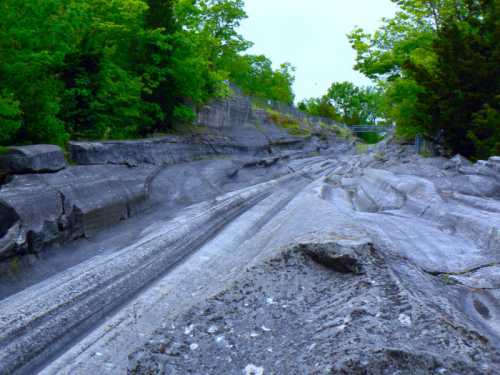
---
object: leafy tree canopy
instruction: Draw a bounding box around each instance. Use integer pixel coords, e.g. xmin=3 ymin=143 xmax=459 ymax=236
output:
xmin=0 ymin=0 xmax=296 ymax=145
xmin=349 ymin=0 xmax=500 ymax=159
xmin=299 ymin=82 xmax=385 ymax=126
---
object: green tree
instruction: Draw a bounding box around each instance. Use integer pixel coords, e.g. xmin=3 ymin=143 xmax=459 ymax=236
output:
xmin=405 ymin=0 xmax=500 ymax=158
xmin=0 ymin=0 xmax=298 ymax=145
xmin=0 ymin=91 xmax=22 ymax=144
xmin=348 ymin=0 xmax=499 ymax=159
xmin=326 ymin=82 xmax=384 ymax=125
xmin=348 ymin=0 xmax=441 ymax=137
xmin=226 ymin=54 xmax=295 ymax=104
xmin=298 ymin=97 xmax=340 ymax=121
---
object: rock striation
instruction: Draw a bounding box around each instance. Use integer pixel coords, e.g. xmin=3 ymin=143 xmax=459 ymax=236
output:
xmin=1 ymin=132 xmax=500 ymax=375
xmin=0 ymin=90 xmax=347 ymax=262
xmin=3 ymin=89 xmax=500 ymax=375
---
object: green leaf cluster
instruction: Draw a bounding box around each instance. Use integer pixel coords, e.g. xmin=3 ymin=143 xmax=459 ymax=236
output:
xmin=0 ymin=0 xmax=296 ymax=146
xmin=299 ymin=82 xmax=385 ymax=126
xmin=349 ymin=0 xmax=500 ymax=158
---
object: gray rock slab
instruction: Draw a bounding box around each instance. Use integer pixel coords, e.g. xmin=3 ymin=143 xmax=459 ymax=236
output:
xmin=0 ymin=145 xmax=66 ymax=174
xmin=0 ymin=165 xmax=157 ymax=257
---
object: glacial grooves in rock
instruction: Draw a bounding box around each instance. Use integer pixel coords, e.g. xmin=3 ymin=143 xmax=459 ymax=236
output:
xmin=0 ymin=91 xmax=499 ymax=375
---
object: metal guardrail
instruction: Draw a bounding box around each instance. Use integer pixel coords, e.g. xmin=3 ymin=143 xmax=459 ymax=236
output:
xmin=415 ymin=134 xmax=437 ymax=155
xmin=349 ymin=125 xmax=394 ymax=133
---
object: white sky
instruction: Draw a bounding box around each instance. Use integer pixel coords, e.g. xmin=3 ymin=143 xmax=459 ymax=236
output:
xmin=239 ymin=0 xmax=397 ymax=101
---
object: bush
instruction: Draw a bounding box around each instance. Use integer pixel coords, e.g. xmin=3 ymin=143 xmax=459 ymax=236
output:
xmin=173 ymin=105 xmax=197 ymax=125
xmin=357 ymin=131 xmax=384 ymax=144
xmin=468 ymin=103 xmax=500 ymax=160
xmin=266 ymin=109 xmax=311 ymax=137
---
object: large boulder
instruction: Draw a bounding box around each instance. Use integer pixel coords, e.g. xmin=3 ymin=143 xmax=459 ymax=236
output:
xmin=0 ymin=145 xmax=66 ymax=174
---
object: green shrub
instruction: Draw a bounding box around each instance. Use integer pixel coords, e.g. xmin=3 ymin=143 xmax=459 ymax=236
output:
xmin=330 ymin=124 xmax=354 ymax=140
xmin=357 ymin=131 xmax=384 ymax=144
xmin=173 ymin=105 xmax=197 ymax=125
xmin=266 ymin=109 xmax=311 ymax=137
xmin=356 ymin=143 xmax=370 ymax=154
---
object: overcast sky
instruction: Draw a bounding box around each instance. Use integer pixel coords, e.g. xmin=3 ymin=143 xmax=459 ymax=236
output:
xmin=239 ymin=0 xmax=397 ymax=101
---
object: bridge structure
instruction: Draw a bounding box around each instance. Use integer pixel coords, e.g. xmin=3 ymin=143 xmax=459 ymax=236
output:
xmin=348 ymin=125 xmax=394 ymax=134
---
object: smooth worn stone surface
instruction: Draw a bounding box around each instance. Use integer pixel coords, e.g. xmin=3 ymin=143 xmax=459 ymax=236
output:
xmin=2 ymin=91 xmax=500 ymax=375
xmin=0 ymin=164 xmax=156 ymax=259
xmin=0 ymin=145 xmax=66 ymax=174
xmin=3 ymin=138 xmax=500 ymax=375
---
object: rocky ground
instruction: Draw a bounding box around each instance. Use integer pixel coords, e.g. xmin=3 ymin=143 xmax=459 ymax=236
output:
xmin=129 ymin=240 xmax=500 ymax=374
xmin=1 ymin=90 xmax=499 ymax=375
xmin=126 ymin=140 xmax=500 ymax=375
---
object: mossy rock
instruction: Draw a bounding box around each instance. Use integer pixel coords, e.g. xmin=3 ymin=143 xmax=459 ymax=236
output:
xmin=265 ymin=109 xmax=311 ymax=137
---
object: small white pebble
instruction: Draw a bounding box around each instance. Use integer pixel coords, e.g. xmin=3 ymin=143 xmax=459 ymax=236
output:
xmin=184 ymin=325 xmax=194 ymax=335
xmin=244 ymin=364 xmax=264 ymax=375
xmin=250 ymin=332 xmax=259 ymax=338
xmin=95 ymin=352 xmax=103 ymax=357
xmin=207 ymin=325 xmax=218 ymax=334
xmin=261 ymin=326 xmax=271 ymax=332
xmin=189 ymin=343 xmax=199 ymax=351
xmin=266 ymin=298 xmax=274 ymax=305
xmin=398 ymin=313 xmax=412 ymax=327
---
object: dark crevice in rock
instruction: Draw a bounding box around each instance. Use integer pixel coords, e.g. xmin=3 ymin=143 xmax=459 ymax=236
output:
xmin=428 ymin=262 xmax=500 ymax=278
xmin=297 ymin=241 xmax=371 ymax=274
xmin=0 ymin=200 xmax=18 ymax=239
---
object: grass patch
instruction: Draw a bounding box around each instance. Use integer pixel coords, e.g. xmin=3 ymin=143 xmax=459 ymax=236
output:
xmin=266 ymin=109 xmax=311 ymax=137
xmin=356 ymin=143 xmax=370 ymax=154
xmin=319 ymin=122 xmax=354 ymax=140
xmin=9 ymin=257 xmax=21 ymax=275
xmin=357 ymin=131 xmax=384 ymax=144
xmin=332 ymin=124 xmax=354 ymax=140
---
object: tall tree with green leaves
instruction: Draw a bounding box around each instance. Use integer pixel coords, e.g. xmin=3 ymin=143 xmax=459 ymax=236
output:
xmin=326 ymin=82 xmax=384 ymax=125
xmin=298 ymin=97 xmax=340 ymax=121
xmin=348 ymin=0 xmax=442 ymax=137
xmin=0 ymin=0 xmax=297 ymax=145
xmin=406 ymin=0 xmax=500 ymax=158
xmin=349 ymin=0 xmax=499 ymax=159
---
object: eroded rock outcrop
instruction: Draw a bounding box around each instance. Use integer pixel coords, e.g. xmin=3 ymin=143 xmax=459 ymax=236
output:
xmin=0 ymin=145 xmax=66 ymax=174
xmin=0 ymin=90 xmax=347 ymax=261
xmin=2 ymin=134 xmax=500 ymax=375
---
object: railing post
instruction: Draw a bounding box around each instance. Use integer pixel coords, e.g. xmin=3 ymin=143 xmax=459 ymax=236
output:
xmin=415 ymin=134 xmax=422 ymax=154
